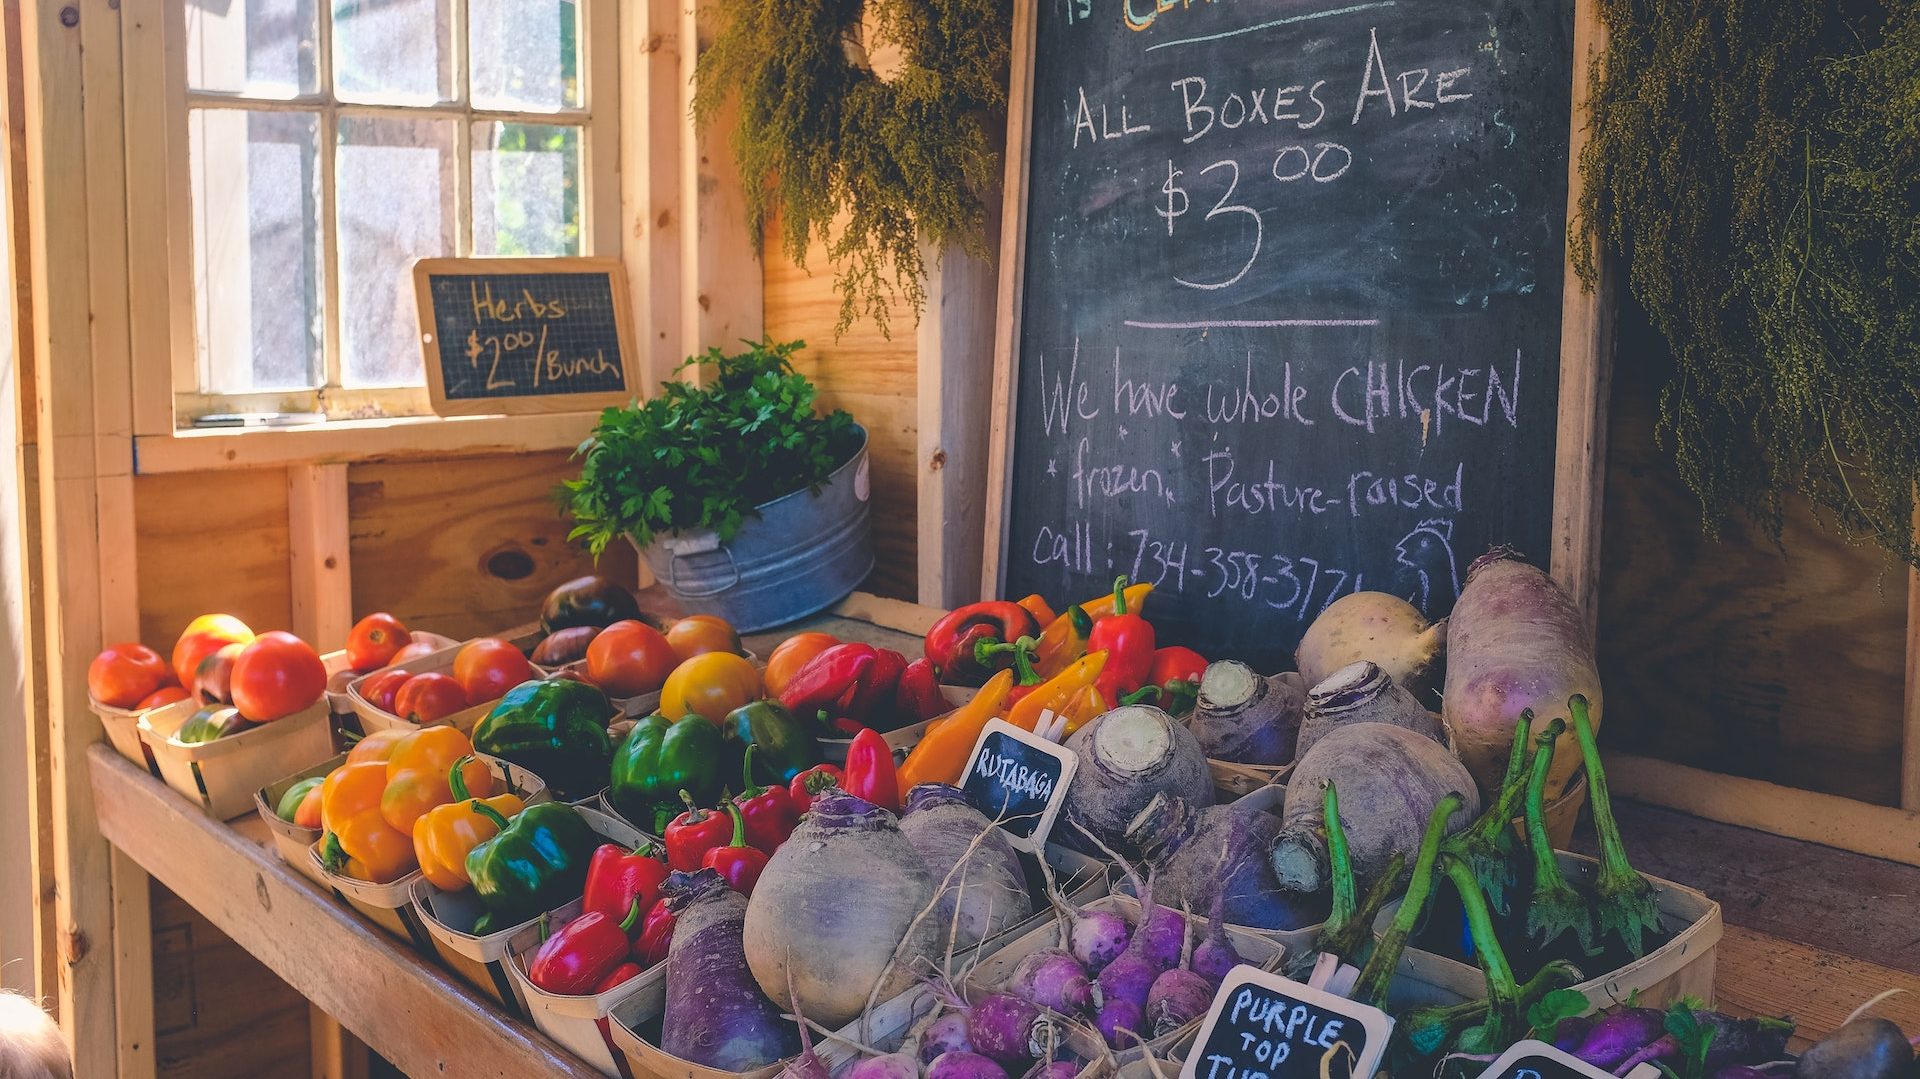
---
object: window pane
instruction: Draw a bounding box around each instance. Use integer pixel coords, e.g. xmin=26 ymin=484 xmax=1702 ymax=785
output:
xmin=332 ymin=0 xmax=453 ymax=104
xmin=186 ymin=0 xmax=319 ymax=96
xmin=190 ymin=109 xmax=323 ymax=392
xmin=473 ymin=123 xmax=582 ymax=257
xmin=337 ymin=116 xmax=456 ymax=387
xmin=470 ymin=0 xmax=580 ymax=111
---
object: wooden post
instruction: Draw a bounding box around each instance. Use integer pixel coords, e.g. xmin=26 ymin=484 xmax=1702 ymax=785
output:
xmin=1904 ymin=499 xmax=1920 ymax=810
xmin=288 ymin=464 xmax=353 ymax=649
xmin=16 ymin=0 xmax=151 ymax=1072
xmin=623 ymin=0 xmax=684 ymax=389
xmin=678 ymin=0 xmax=761 ymax=362
xmin=916 ymin=238 xmax=998 ymax=609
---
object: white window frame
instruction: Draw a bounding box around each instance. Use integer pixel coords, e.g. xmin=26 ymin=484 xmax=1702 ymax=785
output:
xmin=159 ymin=0 xmax=621 ymax=426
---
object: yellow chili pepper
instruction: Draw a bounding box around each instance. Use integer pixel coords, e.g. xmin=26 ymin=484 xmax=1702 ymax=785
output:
xmin=1031 ymin=582 xmax=1154 ymax=678
xmin=413 ymin=755 xmax=525 ymax=892
xmin=1006 ymin=650 xmax=1108 ymax=733
xmin=1055 ymin=682 xmax=1110 ymax=736
xmin=897 ymin=670 xmax=1014 ymax=790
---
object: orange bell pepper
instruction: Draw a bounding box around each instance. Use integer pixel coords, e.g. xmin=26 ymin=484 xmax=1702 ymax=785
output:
xmin=320 ymin=761 xmax=417 ymax=883
xmin=1031 ymin=582 xmax=1154 ymax=678
xmin=381 ymin=726 xmax=496 ymax=834
xmin=1006 ymin=650 xmax=1107 ymax=733
xmin=897 ymin=670 xmax=1015 ymax=790
xmin=414 ymin=755 xmax=525 ymax=892
xmin=347 ymin=727 xmax=411 ymax=765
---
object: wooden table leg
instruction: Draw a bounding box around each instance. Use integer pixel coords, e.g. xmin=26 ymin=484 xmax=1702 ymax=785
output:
xmin=309 ymin=1008 xmax=371 ymax=1079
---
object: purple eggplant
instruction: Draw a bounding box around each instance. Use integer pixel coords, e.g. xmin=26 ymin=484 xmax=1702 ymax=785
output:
xmin=1570 ymin=1008 xmax=1668 ymax=1072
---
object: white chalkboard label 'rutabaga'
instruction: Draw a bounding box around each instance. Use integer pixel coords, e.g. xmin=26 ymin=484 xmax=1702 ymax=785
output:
xmin=989 ymin=0 xmax=1581 ymax=671
xmin=1180 ymin=967 xmax=1392 ymax=1079
xmin=961 ymin=719 xmax=1078 ymax=851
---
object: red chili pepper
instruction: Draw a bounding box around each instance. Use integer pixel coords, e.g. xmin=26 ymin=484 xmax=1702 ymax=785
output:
xmin=1088 ymin=576 xmax=1157 ymax=704
xmin=788 ymin=764 xmax=843 ymax=814
xmin=734 ymin=746 xmax=800 ymax=855
xmin=893 ymin=657 xmax=947 ymax=723
xmin=841 ymin=728 xmax=901 ymax=814
xmin=1147 ymin=646 xmax=1207 ymax=715
xmin=593 ymin=960 xmax=645 ymax=994
xmin=662 ymin=790 xmax=734 ymax=873
xmin=581 ymin=841 xmax=670 ymax=924
xmin=700 ymin=802 xmax=770 ymax=896
xmin=845 ymin=647 xmax=908 ymax=728
xmin=526 ymin=900 xmax=642 ymax=996
xmin=924 ymin=602 xmax=1042 ymax=684
xmin=636 ymin=897 xmax=676 ymax=965
xmin=778 ymin=643 xmax=877 ymax=718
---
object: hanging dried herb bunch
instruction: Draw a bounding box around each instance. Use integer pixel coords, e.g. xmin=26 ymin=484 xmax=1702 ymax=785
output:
xmin=694 ymin=0 xmax=1009 ymax=336
xmin=1576 ymin=1 xmax=1920 ymax=563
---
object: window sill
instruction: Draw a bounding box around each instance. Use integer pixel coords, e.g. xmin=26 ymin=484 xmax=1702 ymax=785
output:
xmin=133 ymin=412 xmax=598 ymax=474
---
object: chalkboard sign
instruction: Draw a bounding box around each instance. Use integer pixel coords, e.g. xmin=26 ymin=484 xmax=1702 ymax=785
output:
xmin=961 ymin=719 xmax=1077 ymax=850
xmin=412 ymin=257 xmax=641 ymax=416
xmin=1476 ymin=1041 xmax=1659 ymax=1079
xmin=986 ymin=0 xmax=1593 ymax=669
xmin=1181 ymin=968 xmax=1392 ymax=1079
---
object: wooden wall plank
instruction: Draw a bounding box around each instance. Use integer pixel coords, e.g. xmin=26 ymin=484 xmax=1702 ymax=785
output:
xmin=135 ymin=470 xmax=293 ymax=647
xmin=149 ymin=885 xmax=310 ymax=1079
xmin=288 ymin=463 xmax=353 ymax=649
xmin=347 ymin=452 xmax=634 ymax=639
xmin=678 ymin=0 xmax=760 ymax=357
xmin=916 ymin=238 xmax=997 ymax=610
xmin=622 ymin=0 xmax=682 ymax=387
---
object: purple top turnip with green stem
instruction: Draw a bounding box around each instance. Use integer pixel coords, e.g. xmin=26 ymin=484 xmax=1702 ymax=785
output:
xmin=1444 ymin=712 xmax=1535 ymax=915
xmin=1351 ymin=790 xmax=1463 ymax=1009
xmin=1524 ymin=716 xmax=1597 ymax=954
xmin=1303 ymin=779 xmax=1410 ymax=971
xmin=1400 ymin=959 xmax=1584 ymax=1059
xmin=1441 ymin=852 xmax=1527 ymax=1053
xmin=1571 ymin=695 xmax=1663 ymax=957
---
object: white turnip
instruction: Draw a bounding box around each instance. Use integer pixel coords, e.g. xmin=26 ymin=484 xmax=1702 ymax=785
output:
xmin=1270 ymin=723 xmax=1479 ymax=894
xmin=1063 ymin=705 xmax=1213 ymax=858
xmin=743 ymin=789 xmax=941 ymax=1027
xmin=899 ymin=784 xmax=1034 ymax=949
xmin=1296 ymin=592 xmax=1447 ymax=698
xmin=1188 ymin=662 xmax=1305 ymax=765
xmin=1442 ymin=548 xmax=1602 ymax=801
xmin=1294 ymin=662 xmax=1444 ymax=761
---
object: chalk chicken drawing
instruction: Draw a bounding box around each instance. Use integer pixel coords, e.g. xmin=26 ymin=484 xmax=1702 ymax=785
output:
xmin=1395 ymin=518 xmax=1461 ymax=615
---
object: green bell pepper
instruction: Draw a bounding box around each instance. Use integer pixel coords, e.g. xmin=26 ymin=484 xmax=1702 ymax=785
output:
xmin=464 ymin=800 xmax=598 ymax=925
xmin=609 ymin=713 xmax=728 ymax=833
xmin=471 ymin=679 xmax=613 ymax=801
xmin=724 ymin=700 xmax=822 ymax=786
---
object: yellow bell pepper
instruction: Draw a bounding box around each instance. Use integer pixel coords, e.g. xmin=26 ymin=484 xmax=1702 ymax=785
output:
xmin=897 ymin=670 xmax=1015 ymax=790
xmin=1031 ymin=582 xmax=1154 ymax=678
xmin=346 ymin=727 xmax=411 ymax=765
xmin=413 ymin=755 xmax=524 ymax=892
xmin=381 ymin=726 xmax=496 ymax=834
xmin=1007 ymin=650 xmax=1108 ymax=733
xmin=320 ymin=761 xmax=417 ymax=883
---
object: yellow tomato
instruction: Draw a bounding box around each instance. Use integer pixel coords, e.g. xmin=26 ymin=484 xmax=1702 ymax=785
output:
xmin=660 ymin=652 xmax=762 ymax=725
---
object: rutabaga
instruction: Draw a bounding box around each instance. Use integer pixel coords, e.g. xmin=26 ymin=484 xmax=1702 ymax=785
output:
xmin=1061 ymin=705 xmax=1213 ymax=858
xmin=898 ymin=783 xmax=1033 ymax=950
xmin=1188 ymin=662 xmax=1305 ymax=765
xmin=1127 ymin=792 xmax=1326 ymax=931
xmin=1295 ymin=591 xmax=1447 ymax=698
xmin=1294 ymin=661 xmax=1444 ymax=761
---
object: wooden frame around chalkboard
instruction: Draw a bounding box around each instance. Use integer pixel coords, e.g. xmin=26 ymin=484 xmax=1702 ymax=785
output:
xmin=412 ymin=256 xmax=644 ymax=417
xmin=979 ymin=0 xmax=1618 ymax=628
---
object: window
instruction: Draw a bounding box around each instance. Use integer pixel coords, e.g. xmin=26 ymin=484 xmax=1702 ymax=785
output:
xmin=178 ymin=0 xmax=615 ymax=421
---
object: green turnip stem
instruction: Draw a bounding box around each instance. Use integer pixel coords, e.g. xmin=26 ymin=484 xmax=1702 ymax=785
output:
xmin=1571 ymin=695 xmax=1660 ymax=956
xmin=1324 ymin=781 xmax=1355 ymax=927
xmin=1315 ymin=851 xmax=1405 ymax=968
xmin=1353 ymin=792 xmax=1462 ymax=1009
xmin=1443 ymin=854 xmax=1517 ymax=1028
xmin=1399 ymin=959 xmax=1582 ymax=1058
xmin=1446 ymin=714 xmax=1534 ymax=912
xmin=1523 ymin=719 xmax=1568 ymax=892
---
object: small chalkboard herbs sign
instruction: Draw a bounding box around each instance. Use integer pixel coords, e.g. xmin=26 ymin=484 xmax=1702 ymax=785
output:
xmin=961 ymin=719 xmax=1077 ymax=850
xmin=1182 ymin=968 xmax=1393 ymax=1079
xmin=1475 ymin=1041 xmax=1661 ymax=1079
xmin=412 ymin=257 xmax=642 ymax=416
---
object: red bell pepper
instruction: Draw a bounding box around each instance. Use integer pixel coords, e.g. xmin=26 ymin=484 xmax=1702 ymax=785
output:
xmin=924 ymin=602 xmax=1042 ymax=684
xmin=893 ymin=657 xmax=946 ymax=723
xmin=637 ymin=897 xmax=676 ymax=965
xmin=788 ymin=764 xmax=843 ymax=814
xmin=581 ymin=842 xmax=670 ymax=924
xmin=1147 ymin=646 xmax=1208 ymax=715
xmin=841 ymin=728 xmax=901 ymax=814
xmin=1088 ymin=576 xmax=1156 ymax=705
xmin=845 ymin=647 xmax=908 ymax=728
xmin=594 ymin=960 xmax=645 ymax=993
xmin=663 ymin=791 xmax=733 ymax=873
xmin=700 ymin=802 xmax=770 ymax=896
xmin=527 ymin=901 xmax=641 ymax=996
xmin=735 ymin=747 xmax=800 ymax=855
xmin=778 ymin=644 xmax=877 ymax=718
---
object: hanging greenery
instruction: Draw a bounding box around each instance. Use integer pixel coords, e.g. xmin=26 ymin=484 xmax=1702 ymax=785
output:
xmin=694 ymin=0 xmax=1009 ymax=337
xmin=1576 ymin=1 xmax=1920 ymax=563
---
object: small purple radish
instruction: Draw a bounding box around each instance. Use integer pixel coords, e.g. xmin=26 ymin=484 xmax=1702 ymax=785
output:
xmin=1097 ymin=997 xmax=1145 ymax=1049
xmin=1572 ymin=1008 xmax=1668 ymax=1071
xmin=929 ymin=1051 xmax=1012 ymax=1079
xmin=1027 ymin=1062 xmax=1079 ymax=1079
xmin=1615 ymin=1035 xmax=1681 ymax=1076
xmin=1146 ymin=968 xmax=1214 ymax=1037
xmin=921 ymin=1012 xmax=975 ymax=1063
xmin=1133 ymin=904 xmax=1187 ymax=970
xmin=848 ymin=1054 xmax=921 ymax=1079
xmin=1190 ymin=894 xmax=1242 ymax=987
xmin=1694 ymin=1011 xmax=1795 ymax=1072
xmin=968 ymin=992 xmax=1060 ymax=1067
xmin=1009 ymin=949 xmax=1094 ymax=1014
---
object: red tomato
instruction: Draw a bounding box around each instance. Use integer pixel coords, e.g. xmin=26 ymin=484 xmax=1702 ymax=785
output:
xmin=135 ymin=685 xmax=191 ymax=712
xmin=229 ymin=631 xmax=328 ymax=722
xmin=171 ymin=614 xmax=254 ymax=689
xmin=88 ymin=643 xmax=173 ymax=708
xmin=452 ymin=638 xmax=536 ymax=705
xmin=346 ymin=612 xmax=411 ymax=672
xmin=665 ymin=615 xmax=743 ymax=662
xmin=586 ymin=620 xmax=679 ymax=698
xmin=393 ymin=673 xmax=468 ymax=724
xmin=358 ymin=667 xmax=413 ymax=714
xmin=387 ymin=640 xmax=443 ymax=668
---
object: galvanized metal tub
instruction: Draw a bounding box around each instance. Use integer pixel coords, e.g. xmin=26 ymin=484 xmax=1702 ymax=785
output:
xmin=631 ymin=426 xmax=873 ymax=632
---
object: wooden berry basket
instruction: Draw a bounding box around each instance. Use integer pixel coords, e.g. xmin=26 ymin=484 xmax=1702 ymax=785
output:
xmin=345 ymin=624 xmax=547 ymax=735
xmin=138 ymin=696 xmax=337 ymax=821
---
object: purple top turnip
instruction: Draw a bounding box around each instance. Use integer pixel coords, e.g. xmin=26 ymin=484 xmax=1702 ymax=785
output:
xmin=1007 ymin=948 xmax=1094 ymax=1014
xmin=1189 ymin=662 xmax=1304 ymax=765
xmin=1128 ymin=792 xmax=1324 ymax=930
xmin=900 ymin=784 xmax=1034 ymax=949
xmin=661 ymin=869 xmax=800 ymax=1072
xmin=928 ymin=1052 xmax=1012 ymax=1079
xmin=1063 ymin=705 xmax=1213 ymax=858
xmin=1295 ymin=661 xmax=1444 ymax=760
